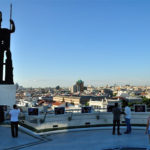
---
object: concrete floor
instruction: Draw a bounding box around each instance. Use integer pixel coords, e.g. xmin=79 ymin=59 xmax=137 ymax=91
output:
xmin=0 ymin=125 xmax=149 ymax=150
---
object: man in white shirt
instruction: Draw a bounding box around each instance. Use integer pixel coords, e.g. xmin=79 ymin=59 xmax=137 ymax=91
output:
xmin=124 ymin=102 xmax=131 ymax=134
xmin=9 ymin=104 xmax=20 ymax=137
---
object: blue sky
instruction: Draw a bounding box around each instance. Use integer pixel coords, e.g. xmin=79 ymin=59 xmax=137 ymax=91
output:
xmin=0 ymin=0 xmax=150 ymax=87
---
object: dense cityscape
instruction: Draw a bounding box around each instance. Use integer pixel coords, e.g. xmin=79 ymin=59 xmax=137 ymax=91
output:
xmin=16 ymin=80 xmax=150 ymax=113
xmin=1 ymin=0 xmax=150 ymax=149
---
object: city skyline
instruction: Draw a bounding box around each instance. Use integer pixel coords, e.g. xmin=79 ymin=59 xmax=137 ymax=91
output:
xmin=0 ymin=0 xmax=150 ymax=87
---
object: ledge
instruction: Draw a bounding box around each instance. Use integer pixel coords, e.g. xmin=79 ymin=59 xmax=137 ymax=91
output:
xmin=19 ymin=122 xmax=146 ymax=134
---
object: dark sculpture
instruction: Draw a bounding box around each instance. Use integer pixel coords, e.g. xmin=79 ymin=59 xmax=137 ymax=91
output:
xmin=0 ymin=11 xmax=15 ymax=84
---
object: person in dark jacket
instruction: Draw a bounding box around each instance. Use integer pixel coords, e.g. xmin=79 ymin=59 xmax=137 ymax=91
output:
xmin=112 ymin=103 xmax=122 ymax=135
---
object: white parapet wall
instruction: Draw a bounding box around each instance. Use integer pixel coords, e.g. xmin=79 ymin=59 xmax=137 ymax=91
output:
xmin=24 ymin=112 xmax=148 ymax=131
xmin=0 ymin=84 xmax=16 ymax=108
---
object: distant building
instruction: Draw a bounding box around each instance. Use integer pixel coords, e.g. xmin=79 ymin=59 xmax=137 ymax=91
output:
xmin=103 ymin=89 xmax=113 ymax=97
xmin=51 ymin=101 xmax=65 ymax=109
xmin=53 ymin=95 xmax=106 ymax=105
xmin=71 ymin=80 xmax=84 ymax=93
xmin=76 ymin=80 xmax=84 ymax=92
xmin=71 ymin=85 xmax=77 ymax=93
xmin=53 ymin=96 xmax=80 ymax=105
xmin=23 ymin=92 xmax=31 ymax=97
xmin=89 ymin=98 xmax=107 ymax=110
xmin=117 ymin=90 xmax=129 ymax=98
xmin=39 ymin=96 xmax=53 ymax=101
xmin=125 ymin=97 xmax=142 ymax=103
xmin=87 ymin=85 xmax=94 ymax=92
xmin=89 ymin=98 xmax=121 ymax=112
xmin=145 ymin=93 xmax=150 ymax=99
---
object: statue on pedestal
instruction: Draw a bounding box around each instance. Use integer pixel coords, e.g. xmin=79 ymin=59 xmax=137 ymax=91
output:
xmin=0 ymin=9 xmax=15 ymax=84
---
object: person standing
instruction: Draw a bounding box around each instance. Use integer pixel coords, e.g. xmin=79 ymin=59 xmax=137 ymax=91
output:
xmin=124 ymin=102 xmax=131 ymax=134
xmin=9 ymin=104 xmax=20 ymax=137
xmin=112 ymin=103 xmax=122 ymax=135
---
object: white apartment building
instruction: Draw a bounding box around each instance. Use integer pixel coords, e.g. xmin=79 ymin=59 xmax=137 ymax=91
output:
xmin=89 ymin=98 xmax=121 ymax=112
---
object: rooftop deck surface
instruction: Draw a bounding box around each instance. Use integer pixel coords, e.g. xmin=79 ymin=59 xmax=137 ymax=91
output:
xmin=0 ymin=125 xmax=149 ymax=150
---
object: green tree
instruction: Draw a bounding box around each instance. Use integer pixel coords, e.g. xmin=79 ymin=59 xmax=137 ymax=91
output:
xmin=85 ymin=102 xmax=89 ymax=106
xmin=56 ymin=85 xmax=60 ymax=90
xmin=142 ymin=96 xmax=150 ymax=107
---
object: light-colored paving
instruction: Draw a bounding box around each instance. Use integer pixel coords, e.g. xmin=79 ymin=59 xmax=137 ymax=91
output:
xmin=0 ymin=125 xmax=40 ymax=150
xmin=0 ymin=125 xmax=149 ymax=150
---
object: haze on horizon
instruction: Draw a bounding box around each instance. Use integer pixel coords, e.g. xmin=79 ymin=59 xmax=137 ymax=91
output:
xmin=0 ymin=0 xmax=150 ymax=88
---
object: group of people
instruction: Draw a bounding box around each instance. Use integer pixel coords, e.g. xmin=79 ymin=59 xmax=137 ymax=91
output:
xmin=112 ymin=102 xmax=150 ymax=137
xmin=10 ymin=102 xmax=132 ymax=138
xmin=7 ymin=102 xmax=150 ymax=144
xmin=112 ymin=102 xmax=131 ymax=135
xmin=9 ymin=102 xmax=132 ymax=138
xmin=112 ymin=102 xmax=150 ymax=149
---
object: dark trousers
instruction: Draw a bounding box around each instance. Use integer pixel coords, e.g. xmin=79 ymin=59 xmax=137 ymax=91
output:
xmin=11 ymin=121 xmax=18 ymax=137
xmin=113 ymin=120 xmax=120 ymax=134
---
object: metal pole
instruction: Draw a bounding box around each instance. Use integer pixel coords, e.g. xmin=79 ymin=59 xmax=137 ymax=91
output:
xmin=10 ymin=3 xmax=12 ymax=30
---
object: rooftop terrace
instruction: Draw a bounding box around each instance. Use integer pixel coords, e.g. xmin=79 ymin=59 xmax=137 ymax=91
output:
xmin=0 ymin=124 xmax=149 ymax=150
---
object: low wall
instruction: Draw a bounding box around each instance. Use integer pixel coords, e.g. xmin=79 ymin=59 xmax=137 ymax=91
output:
xmin=22 ymin=112 xmax=148 ymax=132
xmin=0 ymin=85 xmax=16 ymax=108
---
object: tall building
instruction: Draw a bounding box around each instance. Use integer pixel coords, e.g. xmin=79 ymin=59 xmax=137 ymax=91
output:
xmin=71 ymin=84 xmax=77 ymax=93
xmin=76 ymin=80 xmax=84 ymax=92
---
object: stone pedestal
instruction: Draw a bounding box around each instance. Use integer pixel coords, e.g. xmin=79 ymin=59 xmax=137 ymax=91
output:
xmin=0 ymin=85 xmax=16 ymax=108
